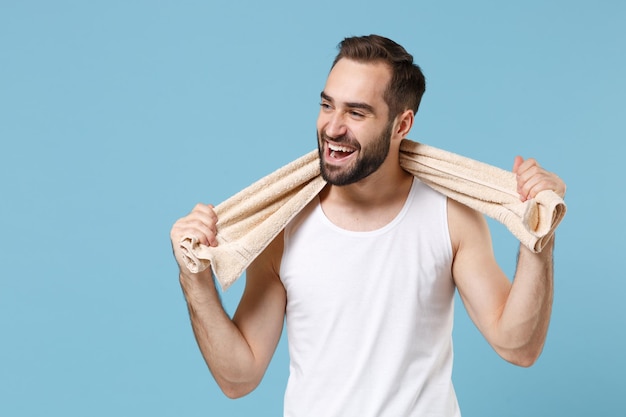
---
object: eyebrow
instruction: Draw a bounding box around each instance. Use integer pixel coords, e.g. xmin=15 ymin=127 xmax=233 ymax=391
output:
xmin=320 ymin=91 xmax=376 ymax=114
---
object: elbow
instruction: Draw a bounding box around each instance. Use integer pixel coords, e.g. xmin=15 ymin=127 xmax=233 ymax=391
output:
xmin=207 ymin=358 xmax=264 ymax=399
xmin=490 ymin=322 xmax=549 ymax=367
xmin=221 ymin=384 xmax=254 ymax=400
xmin=498 ymin=344 xmax=544 ymax=368
xmin=216 ymin=374 xmax=261 ymax=399
xmin=505 ymin=352 xmax=539 ymax=368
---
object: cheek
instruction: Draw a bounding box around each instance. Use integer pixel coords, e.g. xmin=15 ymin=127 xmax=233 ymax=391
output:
xmin=316 ymin=112 xmax=327 ymax=131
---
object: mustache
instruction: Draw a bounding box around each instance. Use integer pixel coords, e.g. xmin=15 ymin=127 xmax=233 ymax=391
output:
xmin=319 ymin=130 xmax=360 ymax=149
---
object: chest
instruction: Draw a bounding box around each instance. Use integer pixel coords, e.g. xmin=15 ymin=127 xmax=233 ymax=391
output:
xmin=280 ymin=181 xmax=454 ymax=317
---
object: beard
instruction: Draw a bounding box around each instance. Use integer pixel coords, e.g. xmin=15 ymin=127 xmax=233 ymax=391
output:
xmin=317 ymin=121 xmax=393 ymax=186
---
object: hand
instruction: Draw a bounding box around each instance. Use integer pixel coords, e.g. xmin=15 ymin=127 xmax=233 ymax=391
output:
xmin=513 ymin=156 xmax=566 ymax=202
xmin=170 ymin=203 xmax=219 ymax=272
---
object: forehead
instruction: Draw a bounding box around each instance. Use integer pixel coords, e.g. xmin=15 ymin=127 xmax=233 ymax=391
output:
xmin=324 ymin=58 xmax=391 ymax=109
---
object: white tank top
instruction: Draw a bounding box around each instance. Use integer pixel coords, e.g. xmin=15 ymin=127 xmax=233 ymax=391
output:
xmin=280 ymin=179 xmax=460 ymax=417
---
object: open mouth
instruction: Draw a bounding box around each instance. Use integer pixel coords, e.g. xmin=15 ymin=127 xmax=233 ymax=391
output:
xmin=327 ymin=142 xmax=356 ymax=161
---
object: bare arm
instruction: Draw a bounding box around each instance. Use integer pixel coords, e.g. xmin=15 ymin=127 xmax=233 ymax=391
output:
xmin=171 ymin=204 xmax=286 ymax=398
xmin=450 ymin=157 xmax=565 ymax=366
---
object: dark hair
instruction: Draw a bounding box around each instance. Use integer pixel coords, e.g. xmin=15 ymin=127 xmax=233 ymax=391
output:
xmin=332 ymin=34 xmax=426 ymax=119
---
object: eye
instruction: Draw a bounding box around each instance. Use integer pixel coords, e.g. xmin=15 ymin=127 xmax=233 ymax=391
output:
xmin=320 ymin=102 xmax=333 ymax=111
xmin=349 ymin=110 xmax=365 ymax=119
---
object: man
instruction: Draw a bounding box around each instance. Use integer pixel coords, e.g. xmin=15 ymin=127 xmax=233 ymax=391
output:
xmin=170 ymin=35 xmax=566 ymax=416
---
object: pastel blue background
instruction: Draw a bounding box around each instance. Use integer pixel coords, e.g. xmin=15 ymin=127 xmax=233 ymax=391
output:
xmin=1 ymin=1 xmax=624 ymax=416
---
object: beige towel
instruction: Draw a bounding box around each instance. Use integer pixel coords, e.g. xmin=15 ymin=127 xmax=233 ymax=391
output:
xmin=180 ymin=139 xmax=566 ymax=290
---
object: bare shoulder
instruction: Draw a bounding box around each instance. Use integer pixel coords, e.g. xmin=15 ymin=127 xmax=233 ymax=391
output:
xmin=446 ymin=198 xmax=491 ymax=257
xmin=246 ymin=230 xmax=285 ymax=288
xmin=446 ymin=197 xmax=505 ymax=286
xmin=234 ymin=230 xmax=286 ymax=332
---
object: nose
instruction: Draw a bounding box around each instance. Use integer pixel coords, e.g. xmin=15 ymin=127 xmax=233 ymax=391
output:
xmin=320 ymin=111 xmax=347 ymax=139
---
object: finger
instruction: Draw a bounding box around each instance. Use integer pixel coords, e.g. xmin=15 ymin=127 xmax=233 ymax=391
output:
xmin=171 ymin=206 xmax=219 ymax=247
xmin=513 ymin=155 xmax=567 ymax=200
xmin=515 ymin=157 xmax=540 ymax=177
xmin=515 ymin=161 xmax=542 ymax=200
xmin=512 ymin=156 xmax=524 ymax=174
xmin=518 ymin=175 xmax=549 ymax=201
xmin=173 ymin=212 xmax=216 ymax=233
xmin=174 ymin=224 xmax=217 ymax=248
xmin=520 ymin=169 xmax=567 ymax=200
xmin=192 ymin=203 xmax=218 ymax=220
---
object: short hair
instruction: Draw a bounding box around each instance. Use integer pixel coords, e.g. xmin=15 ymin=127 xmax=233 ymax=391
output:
xmin=331 ymin=34 xmax=426 ymax=119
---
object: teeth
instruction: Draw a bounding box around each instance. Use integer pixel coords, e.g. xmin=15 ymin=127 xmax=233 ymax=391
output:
xmin=328 ymin=143 xmax=354 ymax=153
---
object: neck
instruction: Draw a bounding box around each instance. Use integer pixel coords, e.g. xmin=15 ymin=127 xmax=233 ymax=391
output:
xmin=323 ymin=161 xmax=412 ymax=206
xmin=319 ymin=150 xmax=414 ymax=231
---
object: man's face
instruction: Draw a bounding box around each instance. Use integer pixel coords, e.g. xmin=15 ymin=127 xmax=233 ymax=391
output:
xmin=317 ymin=59 xmax=394 ymax=186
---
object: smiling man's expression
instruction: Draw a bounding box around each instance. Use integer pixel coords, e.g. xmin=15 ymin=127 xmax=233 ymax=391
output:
xmin=317 ymin=59 xmax=394 ymax=186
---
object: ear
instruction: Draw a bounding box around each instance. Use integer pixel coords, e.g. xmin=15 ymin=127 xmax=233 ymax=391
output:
xmin=393 ymin=109 xmax=414 ymax=139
